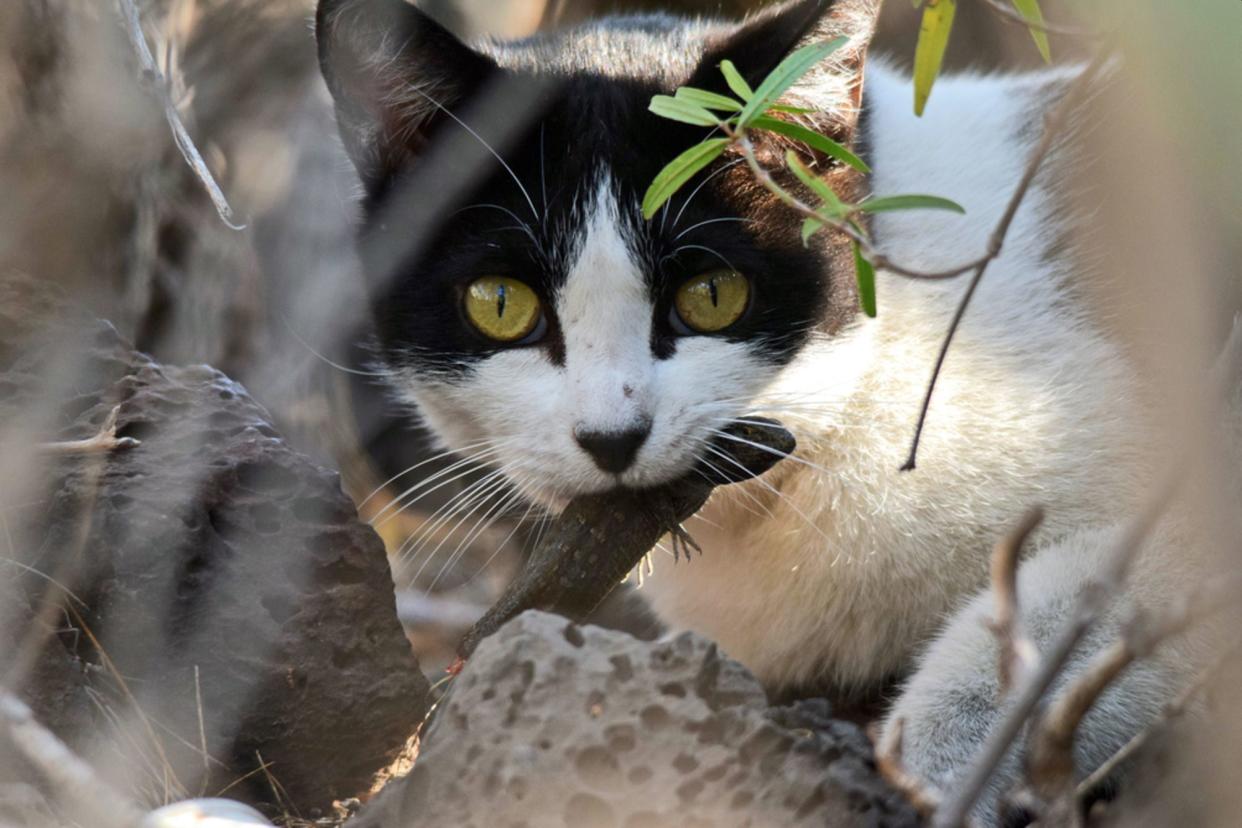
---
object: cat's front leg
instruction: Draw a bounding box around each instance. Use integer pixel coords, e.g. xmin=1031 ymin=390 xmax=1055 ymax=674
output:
xmin=881 ymin=524 xmax=1194 ymax=825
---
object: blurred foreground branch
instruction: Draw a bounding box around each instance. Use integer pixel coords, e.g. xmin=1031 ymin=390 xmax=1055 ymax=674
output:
xmin=115 ymin=0 xmax=244 ymax=230
xmin=0 ymin=692 xmax=145 ymax=828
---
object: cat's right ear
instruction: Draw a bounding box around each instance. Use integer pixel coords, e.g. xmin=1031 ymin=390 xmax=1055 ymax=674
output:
xmin=316 ymin=0 xmax=497 ymax=190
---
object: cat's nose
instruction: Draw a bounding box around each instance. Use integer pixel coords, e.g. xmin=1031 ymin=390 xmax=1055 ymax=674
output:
xmin=574 ymin=420 xmax=651 ymax=474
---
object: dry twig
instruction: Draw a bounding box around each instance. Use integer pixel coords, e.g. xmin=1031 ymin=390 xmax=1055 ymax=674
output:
xmin=37 ymin=405 xmax=139 ymax=456
xmin=1074 ymin=638 xmax=1242 ymax=804
xmin=932 ymin=471 xmax=1180 ymax=828
xmin=899 ymin=46 xmax=1113 ymax=471
xmin=1022 ymin=574 xmax=1242 ymax=822
xmin=0 ymin=691 xmax=146 ymax=828
xmin=114 ymin=0 xmax=244 ymax=230
xmin=874 ymin=718 xmax=949 ymax=820
xmin=989 ymin=507 xmax=1044 ymax=695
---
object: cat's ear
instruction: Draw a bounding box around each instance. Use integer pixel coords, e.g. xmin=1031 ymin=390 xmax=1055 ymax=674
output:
xmin=316 ymin=0 xmax=497 ymax=189
xmin=692 ymin=0 xmax=880 ymax=143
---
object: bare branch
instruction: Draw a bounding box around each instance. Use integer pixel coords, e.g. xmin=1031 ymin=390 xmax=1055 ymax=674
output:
xmin=900 ymin=46 xmax=1114 ymax=471
xmin=932 ymin=471 xmax=1180 ymax=828
xmin=0 ymin=692 xmax=147 ymax=828
xmin=873 ymin=718 xmax=949 ymax=820
xmin=1024 ymin=574 xmax=1242 ymax=817
xmin=988 ymin=507 xmax=1044 ymax=695
xmin=1075 ymin=639 xmax=1242 ymax=804
xmin=37 ymin=405 xmax=139 ymax=455
xmin=114 ymin=0 xmax=245 ymax=231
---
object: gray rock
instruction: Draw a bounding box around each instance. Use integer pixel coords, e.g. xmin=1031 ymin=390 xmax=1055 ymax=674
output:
xmin=0 ymin=276 xmax=428 ymax=814
xmin=357 ymin=611 xmax=919 ymax=828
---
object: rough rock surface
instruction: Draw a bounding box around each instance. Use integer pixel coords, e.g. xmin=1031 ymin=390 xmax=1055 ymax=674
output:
xmin=0 ymin=276 xmax=428 ymax=813
xmin=356 ymin=611 xmax=919 ymax=828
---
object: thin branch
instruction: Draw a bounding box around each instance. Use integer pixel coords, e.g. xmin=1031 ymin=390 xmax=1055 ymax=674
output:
xmin=976 ymin=0 xmax=1105 ymax=39
xmin=1075 ymin=638 xmax=1242 ymax=804
xmin=873 ymin=718 xmax=951 ymax=820
xmin=115 ymin=0 xmax=245 ymax=231
xmin=900 ymin=46 xmax=1113 ymax=471
xmin=1025 ymin=574 xmax=1242 ymax=816
xmin=37 ymin=405 xmax=139 ymax=456
xmin=0 ymin=692 xmax=147 ymax=828
xmin=932 ymin=471 xmax=1180 ymax=828
xmin=988 ymin=507 xmax=1044 ymax=695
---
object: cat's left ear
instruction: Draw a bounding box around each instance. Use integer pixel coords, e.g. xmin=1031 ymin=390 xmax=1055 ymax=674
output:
xmin=692 ymin=0 xmax=881 ymax=144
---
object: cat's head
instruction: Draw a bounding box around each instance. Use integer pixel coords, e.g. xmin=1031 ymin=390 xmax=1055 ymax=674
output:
xmin=317 ymin=0 xmax=878 ymax=501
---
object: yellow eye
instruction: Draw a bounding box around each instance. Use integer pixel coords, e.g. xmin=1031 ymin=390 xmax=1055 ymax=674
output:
xmin=464 ymin=276 xmax=542 ymax=343
xmin=674 ymin=270 xmax=750 ymax=333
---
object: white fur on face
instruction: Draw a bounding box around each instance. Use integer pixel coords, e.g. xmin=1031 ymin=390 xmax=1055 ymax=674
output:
xmin=402 ymin=174 xmax=773 ymax=502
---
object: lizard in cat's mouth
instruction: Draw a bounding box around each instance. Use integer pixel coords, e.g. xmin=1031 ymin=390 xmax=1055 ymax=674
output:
xmin=452 ymin=417 xmax=796 ymax=668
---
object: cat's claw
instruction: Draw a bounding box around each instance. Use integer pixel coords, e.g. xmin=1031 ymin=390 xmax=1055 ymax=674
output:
xmin=669 ymin=523 xmax=703 ymax=563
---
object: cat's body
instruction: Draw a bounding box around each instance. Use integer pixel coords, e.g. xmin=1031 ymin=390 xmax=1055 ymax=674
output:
xmin=316 ymin=0 xmax=1213 ymax=820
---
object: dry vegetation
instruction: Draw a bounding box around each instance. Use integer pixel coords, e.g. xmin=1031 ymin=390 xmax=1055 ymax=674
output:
xmin=1 ymin=1 xmax=1240 ymax=827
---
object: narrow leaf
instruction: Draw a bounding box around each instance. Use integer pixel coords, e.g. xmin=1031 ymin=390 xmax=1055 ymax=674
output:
xmin=751 ymin=115 xmax=870 ymax=173
xmin=853 ymin=242 xmax=878 ymax=317
xmin=1011 ymin=0 xmax=1052 ymax=63
xmin=675 ymin=87 xmax=743 ymax=112
xmin=801 ymin=213 xmax=829 ymax=246
xmin=768 ymin=103 xmax=816 ymax=114
xmin=913 ymin=0 xmax=957 ymax=117
xmin=785 ymin=151 xmax=848 ymax=217
xmin=738 ymin=37 xmax=848 ymax=127
xmin=720 ymin=60 xmax=754 ymax=101
xmin=649 ymin=95 xmax=721 ymax=126
xmin=642 ymin=138 xmax=729 ymax=219
xmin=858 ymin=194 xmax=965 ymax=214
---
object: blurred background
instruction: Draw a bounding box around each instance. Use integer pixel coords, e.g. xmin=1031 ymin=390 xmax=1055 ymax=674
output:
xmin=1 ymin=0 xmax=1240 ymax=822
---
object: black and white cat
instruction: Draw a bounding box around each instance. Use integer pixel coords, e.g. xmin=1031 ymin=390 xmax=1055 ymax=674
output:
xmin=316 ymin=0 xmax=1207 ymax=819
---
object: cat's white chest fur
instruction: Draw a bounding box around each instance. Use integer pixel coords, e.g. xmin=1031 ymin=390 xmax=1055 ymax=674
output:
xmin=637 ymin=62 xmax=1146 ymax=692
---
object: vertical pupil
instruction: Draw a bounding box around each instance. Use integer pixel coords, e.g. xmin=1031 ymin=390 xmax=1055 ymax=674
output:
xmin=708 ymin=277 xmax=719 ymax=307
xmin=496 ymin=282 xmax=507 ymax=318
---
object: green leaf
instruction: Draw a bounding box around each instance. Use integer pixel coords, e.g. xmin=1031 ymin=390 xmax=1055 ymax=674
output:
xmin=675 ymin=87 xmax=743 ymax=112
xmin=857 ymin=194 xmax=965 ymax=214
xmin=913 ymin=0 xmax=957 ymax=117
xmin=768 ymin=103 xmax=816 ymax=114
xmin=1011 ymin=0 xmax=1052 ymax=64
xmin=648 ymin=95 xmax=721 ymax=126
xmin=719 ymin=60 xmax=754 ymax=101
xmin=853 ymin=241 xmax=878 ymax=317
xmin=750 ymin=115 xmax=870 ymax=173
xmin=785 ymin=151 xmax=848 ymax=217
xmin=738 ymin=37 xmax=848 ymax=127
xmin=801 ymin=212 xmax=829 ymax=246
xmin=642 ymin=138 xmax=729 ymax=219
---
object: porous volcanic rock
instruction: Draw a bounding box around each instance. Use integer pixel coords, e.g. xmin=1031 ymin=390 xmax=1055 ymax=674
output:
xmin=0 ymin=276 xmax=428 ymax=813
xmin=355 ymin=611 xmax=919 ymax=828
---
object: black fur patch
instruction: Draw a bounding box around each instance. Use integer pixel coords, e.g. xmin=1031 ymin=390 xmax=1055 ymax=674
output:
xmin=318 ymin=0 xmax=865 ymax=378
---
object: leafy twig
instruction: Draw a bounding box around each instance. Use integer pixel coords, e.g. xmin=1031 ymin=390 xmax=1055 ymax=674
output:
xmin=931 ymin=470 xmax=1180 ymax=828
xmin=115 ymin=0 xmax=245 ymax=231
